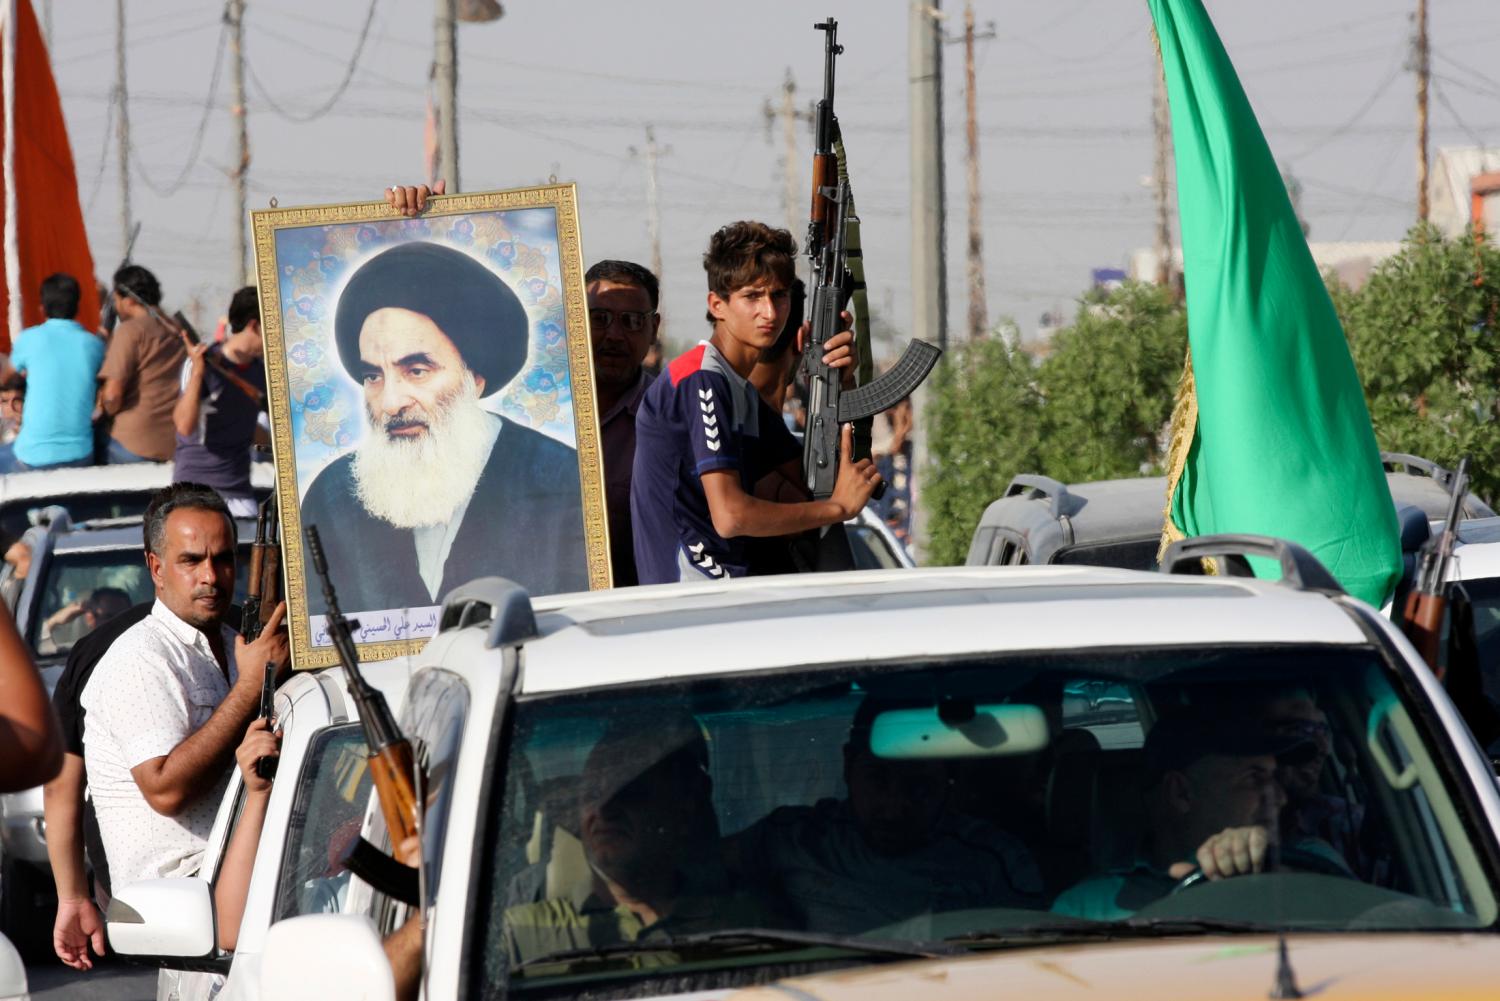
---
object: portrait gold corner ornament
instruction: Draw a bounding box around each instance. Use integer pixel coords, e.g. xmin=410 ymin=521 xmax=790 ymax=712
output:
xmin=251 ymin=183 xmax=610 ymax=669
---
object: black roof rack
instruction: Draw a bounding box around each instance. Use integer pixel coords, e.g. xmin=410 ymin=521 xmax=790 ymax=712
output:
xmin=1159 ymin=534 xmax=1345 ymax=594
xmin=1382 ymin=452 xmax=1458 ymax=492
xmin=1003 ymin=474 xmax=1071 ymax=519
xmin=438 ymin=577 xmax=537 ymax=649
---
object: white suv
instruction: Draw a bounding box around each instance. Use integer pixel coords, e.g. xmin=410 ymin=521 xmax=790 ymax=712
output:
xmin=130 ymin=536 xmax=1500 ymax=1001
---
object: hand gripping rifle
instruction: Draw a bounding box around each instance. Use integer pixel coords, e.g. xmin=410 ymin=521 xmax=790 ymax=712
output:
xmin=1401 ymin=457 xmax=1469 ymax=678
xmin=305 ymin=524 xmax=420 ymax=849
xmin=803 ymin=19 xmax=941 ymax=513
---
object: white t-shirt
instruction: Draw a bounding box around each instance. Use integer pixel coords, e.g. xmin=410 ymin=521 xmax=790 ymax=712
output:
xmin=80 ymin=599 xmax=239 ymax=885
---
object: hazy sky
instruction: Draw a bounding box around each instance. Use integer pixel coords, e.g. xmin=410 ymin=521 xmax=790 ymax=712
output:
xmin=43 ymin=0 xmax=1500 ymax=353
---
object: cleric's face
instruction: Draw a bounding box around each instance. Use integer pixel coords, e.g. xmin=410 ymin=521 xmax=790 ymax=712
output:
xmin=356 ymin=307 xmax=487 ymax=439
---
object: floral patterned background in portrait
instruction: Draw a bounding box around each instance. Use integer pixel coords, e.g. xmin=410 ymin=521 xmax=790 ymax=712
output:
xmin=273 ymin=207 xmax=574 ymax=495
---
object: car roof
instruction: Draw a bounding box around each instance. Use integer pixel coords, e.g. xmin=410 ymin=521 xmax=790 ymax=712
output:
xmin=971 ymin=470 xmax=1485 ymax=562
xmin=514 ymin=566 xmax=1369 ymax=696
xmin=46 ymin=515 xmax=258 ymax=554
xmin=0 ymin=461 xmax=274 ymax=505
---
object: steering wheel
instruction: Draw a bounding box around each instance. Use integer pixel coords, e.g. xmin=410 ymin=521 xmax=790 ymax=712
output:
xmin=1168 ymin=844 xmax=1353 ymax=895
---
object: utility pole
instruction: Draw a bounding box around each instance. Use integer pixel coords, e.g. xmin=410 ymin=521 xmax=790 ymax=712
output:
xmin=909 ymin=0 xmax=948 ymax=355
xmin=41 ymin=0 xmax=52 ymax=49
xmin=434 ymin=0 xmax=459 ymax=190
xmin=948 ymin=1 xmax=994 ymax=343
xmin=228 ymin=0 xmax=250 ymax=284
xmin=631 ymin=125 xmax=668 ymax=290
xmin=1152 ymin=48 xmax=1174 ymax=289
xmin=114 ymin=0 xmax=133 ymax=260
xmin=763 ymin=70 xmax=809 ymax=239
xmin=1414 ymin=0 xmax=1430 ymax=223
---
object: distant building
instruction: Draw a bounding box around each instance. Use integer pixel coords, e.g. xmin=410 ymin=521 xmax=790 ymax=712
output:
xmin=1430 ymin=146 xmax=1500 ymax=240
xmin=1129 ymin=242 xmax=1400 ymax=291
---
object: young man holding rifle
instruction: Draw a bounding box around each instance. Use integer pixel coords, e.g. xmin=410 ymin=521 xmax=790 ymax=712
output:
xmin=629 ymin=221 xmax=880 ymax=585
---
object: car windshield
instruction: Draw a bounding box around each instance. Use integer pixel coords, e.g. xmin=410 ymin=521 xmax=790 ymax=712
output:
xmin=32 ymin=542 xmax=254 ymax=658
xmin=472 ymin=646 xmax=1497 ymax=997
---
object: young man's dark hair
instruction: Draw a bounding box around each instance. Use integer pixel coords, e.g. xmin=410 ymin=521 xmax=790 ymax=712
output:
xmin=702 ymin=222 xmax=797 ymax=323
xmin=142 ymin=482 xmax=233 ymax=557
xmin=585 ymin=260 xmax=660 ymax=311
xmin=0 ymin=373 xmax=25 ymax=397
xmin=40 ymin=273 xmax=82 ymax=320
xmin=226 ymin=286 xmax=260 ymax=333
xmin=112 ymin=264 xmax=161 ymax=308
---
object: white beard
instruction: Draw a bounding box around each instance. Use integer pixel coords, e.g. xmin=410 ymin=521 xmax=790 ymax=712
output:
xmin=351 ymin=372 xmax=495 ymax=529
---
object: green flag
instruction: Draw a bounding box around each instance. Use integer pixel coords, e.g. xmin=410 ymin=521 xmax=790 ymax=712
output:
xmin=1150 ymin=0 xmax=1401 ymax=607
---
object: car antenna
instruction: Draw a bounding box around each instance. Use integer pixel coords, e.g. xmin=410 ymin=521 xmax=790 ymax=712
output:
xmin=1268 ymin=932 xmax=1303 ymax=999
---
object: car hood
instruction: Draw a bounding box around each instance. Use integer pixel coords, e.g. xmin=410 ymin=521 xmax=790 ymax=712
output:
xmin=728 ymin=933 xmax=1500 ymax=1001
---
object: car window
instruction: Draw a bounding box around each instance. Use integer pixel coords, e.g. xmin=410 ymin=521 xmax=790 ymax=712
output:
xmin=845 ymin=525 xmax=903 ymax=570
xmin=33 ymin=551 xmax=154 ymax=657
xmin=272 ymin=724 xmax=373 ymax=921
xmin=472 ymin=647 xmax=1498 ymax=998
xmin=364 ymin=669 xmax=469 ymax=932
xmin=1050 ymin=538 xmax=1161 ymax=571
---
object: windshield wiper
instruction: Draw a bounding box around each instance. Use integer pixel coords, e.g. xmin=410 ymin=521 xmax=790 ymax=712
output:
xmin=512 ymin=926 xmax=961 ymax=973
xmin=948 ymin=915 xmax=1280 ymax=946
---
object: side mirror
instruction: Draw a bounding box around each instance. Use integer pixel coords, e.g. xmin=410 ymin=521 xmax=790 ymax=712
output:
xmin=261 ymin=914 xmax=394 ymax=1001
xmin=0 ymin=933 xmax=27 ymax=1001
xmin=106 ymin=878 xmax=219 ymax=967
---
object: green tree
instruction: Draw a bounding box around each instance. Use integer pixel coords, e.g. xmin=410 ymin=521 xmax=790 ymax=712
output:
xmin=1036 ymin=282 xmax=1187 ymax=482
xmin=922 ymin=331 xmax=1044 ymax=566
xmin=1332 ymin=226 xmax=1500 ymax=502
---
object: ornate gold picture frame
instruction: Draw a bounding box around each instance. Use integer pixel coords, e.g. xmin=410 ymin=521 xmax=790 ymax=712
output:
xmin=251 ymin=184 xmax=609 ymax=669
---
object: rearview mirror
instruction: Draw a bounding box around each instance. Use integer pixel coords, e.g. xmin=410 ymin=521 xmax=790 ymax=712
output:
xmin=106 ymin=878 xmax=217 ymax=963
xmin=261 ymin=914 xmax=395 ymax=1001
xmin=870 ymin=703 xmax=1049 ymax=759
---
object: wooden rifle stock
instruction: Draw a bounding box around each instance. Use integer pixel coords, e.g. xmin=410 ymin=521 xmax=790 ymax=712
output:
xmin=241 ymin=495 xmax=281 ymax=643
xmin=1402 ymin=590 xmax=1446 ymax=680
xmin=305 ymin=523 xmax=421 ymax=851
xmin=1399 ymin=456 xmax=1470 ymax=680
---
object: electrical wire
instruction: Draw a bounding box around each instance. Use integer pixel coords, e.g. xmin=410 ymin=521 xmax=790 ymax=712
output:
xmin=83 ymin=91 xmax=116 ymax=212
xmin=128 ymin=16 xmax=229 ymax=197
xmin=244 ymin=0 xmax=380 ymax=123
xmin=1286 ymin=62 xmax=1403 ymax=161
xmin=1431 ymin=80 xmax=1495 ymax=154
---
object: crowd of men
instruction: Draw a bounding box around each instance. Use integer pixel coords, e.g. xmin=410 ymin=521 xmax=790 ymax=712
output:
xmin=3 ymin=194 xmax=928 ymax=996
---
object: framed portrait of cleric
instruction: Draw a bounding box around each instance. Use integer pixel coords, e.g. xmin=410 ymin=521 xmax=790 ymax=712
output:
xmin=251 ymin=184 xmax=609 ymax=668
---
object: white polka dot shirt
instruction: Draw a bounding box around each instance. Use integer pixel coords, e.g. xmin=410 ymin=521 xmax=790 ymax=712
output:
xmin=80 ymin=599 xmax=239 ymax=884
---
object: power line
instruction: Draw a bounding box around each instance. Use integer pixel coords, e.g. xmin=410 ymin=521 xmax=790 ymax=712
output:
xmin=129 ymin=17 xmax=230 ymax=197
xmin=83 ymin=93 xmax=116 ymax=212
xmin=1431 ymin=79 xmax=1492 ymax=152
xmin=245 ymin=0 xmax=379 ymax=122
xmin=1286 ymin=62 xmax=1403 ymax=161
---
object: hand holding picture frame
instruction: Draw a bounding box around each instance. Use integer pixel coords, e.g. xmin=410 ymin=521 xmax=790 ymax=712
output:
xmin=252 ymin=183 xmax=609 ymax=668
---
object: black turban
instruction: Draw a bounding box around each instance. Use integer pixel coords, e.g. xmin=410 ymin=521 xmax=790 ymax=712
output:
xmin=333 ymin=242 xmax=530 ymax=397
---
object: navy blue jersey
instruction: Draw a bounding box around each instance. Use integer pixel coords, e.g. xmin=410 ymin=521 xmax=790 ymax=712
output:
xmin=631 ymin=342 xmax=800 ymax=584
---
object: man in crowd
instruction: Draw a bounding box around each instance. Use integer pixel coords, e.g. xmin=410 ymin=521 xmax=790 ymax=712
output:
xmin=99 ymin=265 xmax=186 ymax=464
xmin=1052 ymin=712 xmax=1320 ymax=920
xmin=299 ymin=241 xmax=585 ymax=614
xmin=80 ymin=483 xmax=287 ymax=886
xmin=631 ymin=221 xmax=879 ymax=584
xmin=39 ymin=587 xmax=132 ymax=653
xmin=0 ymin=373 xmax=24 ymax=445
xmin=726 ymin=698 xmax=1045 ymax=933
xmin=0 ymin=273 xmax=105 ymax=472
xmin=173 ymin=287 xmax=267 ymax=517
xmin=47 ymin=597 xmax=153 ymax=969
xmin=585 ymin=260 xmax=660 ymax=586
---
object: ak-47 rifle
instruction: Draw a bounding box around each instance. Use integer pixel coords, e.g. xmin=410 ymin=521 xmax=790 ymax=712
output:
xmin=305 ymin=524 xmax=420 ymax=847
xmin=241 ymin=493 xmax=281 ymax=644
xmin=1401 ymin=456 xmax=1469 ymax=678
xmin=114 ymin=284 xmax=267 ymax=411
xmin=802 ymin=17 xmax=941 ymax=567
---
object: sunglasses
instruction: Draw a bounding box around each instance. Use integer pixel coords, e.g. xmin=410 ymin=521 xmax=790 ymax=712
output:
xmin=589 ymin=308 xmax=653 ymax=333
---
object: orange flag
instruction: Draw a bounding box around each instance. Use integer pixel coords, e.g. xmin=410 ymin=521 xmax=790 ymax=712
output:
xmin=1 ymin=0 xmax=99 ymax=350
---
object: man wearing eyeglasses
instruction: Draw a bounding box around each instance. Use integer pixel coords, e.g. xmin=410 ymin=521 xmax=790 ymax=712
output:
xmin=586 ymin=261 xmax=660 ymax=587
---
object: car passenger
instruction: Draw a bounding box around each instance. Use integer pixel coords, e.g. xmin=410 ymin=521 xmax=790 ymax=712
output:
xmin=1052 ymin=712 xmax=1326 ymax=921
xmin=502 ymin=714 xmax=769 ymax=969
xmin=40 ymin=587 xmax=133 ymax=652
xmin=725 ymin=698 xmax=1045 ymax=934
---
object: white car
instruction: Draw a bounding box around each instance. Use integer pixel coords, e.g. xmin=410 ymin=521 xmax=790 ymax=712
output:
xmin=101 ymin=536 xmax=1500 ymax=1000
